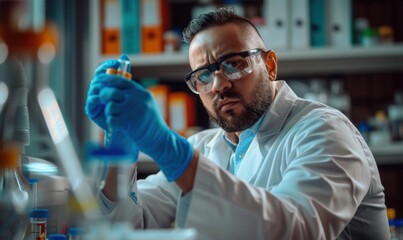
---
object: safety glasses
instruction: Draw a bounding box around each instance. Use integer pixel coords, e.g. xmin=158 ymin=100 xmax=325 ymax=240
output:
xmin=184 ymin=48 xmax=266 ymax=94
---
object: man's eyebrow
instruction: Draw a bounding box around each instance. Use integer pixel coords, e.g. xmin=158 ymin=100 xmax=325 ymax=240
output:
xmin=217 ymin=51 xmax=237 ymax=62
xmin=192 ymin=51 xmax=238 ymax=72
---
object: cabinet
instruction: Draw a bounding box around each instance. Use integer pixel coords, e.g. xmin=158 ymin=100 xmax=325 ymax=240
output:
xmin=87 ymin=0 xmax=403 ymax=168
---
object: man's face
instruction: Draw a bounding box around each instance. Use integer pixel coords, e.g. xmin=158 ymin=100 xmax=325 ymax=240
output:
xmin=188 ymin=23 xmax=276 ymax=133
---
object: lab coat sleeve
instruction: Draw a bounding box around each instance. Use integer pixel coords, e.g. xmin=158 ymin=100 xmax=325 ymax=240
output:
xmin=98 ymin=167 xmax=181 ymax=229
xmin=184 ymin=110 xmax=372 ymax=240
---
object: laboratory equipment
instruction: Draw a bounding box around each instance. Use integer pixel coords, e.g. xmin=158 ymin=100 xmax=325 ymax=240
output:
xmin=29 ymin=178 xmax=38 ymax=208
xmin=0 ymin=143 xmax=30 ymax=240
xmin=106 ymin=58 xmax=132 ymax=80
xmin=1 ymin=0 xmax=99 ymax=236
xmin=29 ymin=208 xmax=48 ymax=240
xmin=388 ymin=92 xmax=403 ymax=141
xmin=68 ymin=227 xmax=83 ymax=240
xmin=38 ymin=88 xmax=101 ymax=221
xmin=81 ymin=223 xmax=197 ymax=240
xmin=85 ymin=143 xmax=133 ymax=201
xmin=0 ymin=82 xmax=8 ymax=113
xmin=36 ymin=175 xmax=69 ymax=234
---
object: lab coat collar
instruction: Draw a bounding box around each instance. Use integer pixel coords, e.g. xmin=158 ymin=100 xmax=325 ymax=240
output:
xmin=257 ymin=80 xmax=297 ymax=139
xmin=205 ymin=128 xmax=233 ymax=169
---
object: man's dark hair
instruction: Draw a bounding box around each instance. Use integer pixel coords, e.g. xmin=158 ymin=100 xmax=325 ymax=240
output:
xmin=182 ymin=7 xmax=261 ymax=44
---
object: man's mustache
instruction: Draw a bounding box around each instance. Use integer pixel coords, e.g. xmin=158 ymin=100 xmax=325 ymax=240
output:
xmin=213 ymin=91 xmax=242 ymax=109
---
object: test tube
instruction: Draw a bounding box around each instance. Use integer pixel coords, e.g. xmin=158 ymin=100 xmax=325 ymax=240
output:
xmin=104 ymin=58 xmax=132 ymax=148
xmin=29 ymin=178 xmax=38 ymax=208
xmin=106 ymin=58 xmax=132 ymax=80
xmin=86 ymin=143 xmax=133 ymax=200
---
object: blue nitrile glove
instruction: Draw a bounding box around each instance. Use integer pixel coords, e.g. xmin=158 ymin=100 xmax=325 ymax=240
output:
xmin=98 ymin=74 xmax=193 ymax=182
xmin=85 ymin=55 xmax=138 ymax=159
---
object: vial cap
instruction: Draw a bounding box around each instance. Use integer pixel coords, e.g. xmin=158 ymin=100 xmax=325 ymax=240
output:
xmin=29 ymin=178 xmax=39 ymax=184
xmin=85 ymin=143 xmax=132 ymax=162
xmin=30 ymin=208 xmax=49 ymax=218
xmin=68 ymin=227 xmax=83 ymax=236
xmin=48 ymin=234 xmax=67 ymax=240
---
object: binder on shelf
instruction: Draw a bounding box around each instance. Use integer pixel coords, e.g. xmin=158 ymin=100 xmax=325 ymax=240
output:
xmin=290 ymin=0 xmax=310 ymax=49
xmin=148 ymin=84 xmax=170 ymax=124
xmin=141 ymin=0 xmax=171 ymax=53
xmin=263 ymin=0 xmax=290 ymax=49
xmin=101 ymin=0 xmax=121 ymax=54
xmin=168 ymin=92 xmax=196 ymax=137
xmin=309 ymin=0 xmax=326 ymax=47
xmin=121 ymin=0 xmax=141 ymax=54
xmin=327 ymin=0 xmax=352 ymax=48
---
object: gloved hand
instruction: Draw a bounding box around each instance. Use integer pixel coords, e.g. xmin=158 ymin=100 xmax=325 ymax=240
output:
xmin=85 ymin=55 xmax=138 ymax=159
xmin=98 ymin=72 xmax=193 ymax=182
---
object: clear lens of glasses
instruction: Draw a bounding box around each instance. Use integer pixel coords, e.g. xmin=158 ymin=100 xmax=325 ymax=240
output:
xmin=187 ymin=53 xmax=262 ymax=94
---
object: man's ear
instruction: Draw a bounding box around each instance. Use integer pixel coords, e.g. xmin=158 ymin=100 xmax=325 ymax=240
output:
xmin=264 ymin=50 xmax=278 ymax=81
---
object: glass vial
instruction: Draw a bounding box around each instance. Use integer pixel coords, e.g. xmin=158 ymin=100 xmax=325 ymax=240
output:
xmin=30 ymin=208 xmax=48 ymax=240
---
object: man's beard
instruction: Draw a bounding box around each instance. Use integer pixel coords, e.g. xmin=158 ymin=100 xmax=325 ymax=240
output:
xmin=206 ymin=75 xmax=273 ymax=133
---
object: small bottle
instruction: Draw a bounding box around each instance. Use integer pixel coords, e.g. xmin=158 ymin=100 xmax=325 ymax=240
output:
xmin=378 ymin=25 xmax=394 ymax=44
xmin=362 ymin=27 xmax=379 ymax=47
xmin=369 ymin=111 xmax=391 ymax=145
xmin=30 ymin=208 xmax=48 ymax=240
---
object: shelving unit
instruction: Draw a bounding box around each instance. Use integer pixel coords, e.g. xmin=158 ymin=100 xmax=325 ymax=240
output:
xmin=371 ymin=142 xmax=403 ymax=165
xmin=98 ymin=44 xmax=403 ymax=79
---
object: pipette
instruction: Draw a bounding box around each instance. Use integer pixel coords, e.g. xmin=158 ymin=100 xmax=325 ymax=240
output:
xmin=99 ymin=58 xmax=133 ymax=194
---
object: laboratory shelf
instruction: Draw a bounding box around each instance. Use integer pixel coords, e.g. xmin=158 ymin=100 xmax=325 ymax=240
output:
xmin=370 ymin=142 xmax=403 ymax=165
xmin=98 ymin=44 xmax=403 ymax=80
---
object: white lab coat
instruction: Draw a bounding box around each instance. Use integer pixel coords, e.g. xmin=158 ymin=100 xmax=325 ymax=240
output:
xmin=103 ymin=81 xmax=390 ymax=240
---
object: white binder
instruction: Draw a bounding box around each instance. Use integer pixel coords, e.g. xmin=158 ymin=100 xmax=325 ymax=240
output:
xmin=290 ymin=0 xmax=310 ymax=48
xmin=327 ymin=0 xmax=352 ymax=48
xmin=263 ymin=0 xmax=290 ymax=49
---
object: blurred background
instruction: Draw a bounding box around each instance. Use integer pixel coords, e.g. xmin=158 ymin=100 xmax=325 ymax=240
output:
xmin=1 ymin=0 xmax=403 ymax=225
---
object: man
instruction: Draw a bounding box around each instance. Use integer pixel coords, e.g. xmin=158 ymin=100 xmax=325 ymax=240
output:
xmin=85 ymin=7 xmax=390 ymax=240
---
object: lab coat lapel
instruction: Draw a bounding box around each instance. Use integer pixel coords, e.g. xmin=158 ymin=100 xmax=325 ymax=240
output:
xmin=235 ymin=134 xmax=263 ymax=182
xmin=205 ymin=132 xmax=232 ymax=170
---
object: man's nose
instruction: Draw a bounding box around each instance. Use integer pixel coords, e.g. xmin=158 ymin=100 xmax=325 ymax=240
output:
xmin=210 ymin=71 xmax=232 ymax=94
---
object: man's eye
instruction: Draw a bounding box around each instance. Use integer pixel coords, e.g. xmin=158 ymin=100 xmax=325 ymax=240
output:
xmin=196 ymin=71 xmax=211 ymax=83
xmin=224 ymin=60 xmax=242 ymax=68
